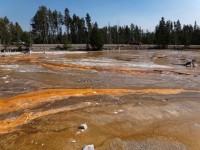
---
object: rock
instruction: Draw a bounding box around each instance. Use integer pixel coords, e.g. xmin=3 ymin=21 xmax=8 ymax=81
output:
xmin=83 ymin=144 xmax=95 ymax=150
xmin=76 ymin=124 xmax=88 ymax=135
xmin=194 ymin=124 xmax=200 ymax=128
xmin=5 ymin=81 xmax=9 ymax=83
xmin=162 ymin=99 xmax=168 ymax=102
xmin=81 ymin=129 xmax=85 ymax=132
xmin=93 ymin=91 xmax=97 ymax=94
xmin=67 ymin=138 xmax=76 ymax=143
xmin=79 ymin=124 xmax=88 ymax=130
xmin=24 ymin=118 xmax=29 ymax=123
xmin=118 ymin=110 xmax=124 ymax=113
xmin=113 ymin=112 xmax=118 ymax=115
xmin=76 ymin=131 xmax=81 ymax=135
xmin=2 ymin=75 xmax=9 ymax=80
xmin=71 ymin=140 xmax=76 ymax=143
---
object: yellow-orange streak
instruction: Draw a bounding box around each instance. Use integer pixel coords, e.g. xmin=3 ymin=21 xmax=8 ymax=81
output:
xmin=0 ymin=88 xmax=199 ymax=133
xmin=0 ymin=89 xmax=187 ymax=113
xmin=37 ymin=61 xmax=152 ymax=76
xmin=37 ymin=61 xmax=200 ymax=77
xmin=0 ymin=102 xmax=92 ymax=133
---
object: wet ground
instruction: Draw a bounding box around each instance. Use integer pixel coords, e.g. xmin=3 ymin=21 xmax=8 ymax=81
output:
xmin=0 ymin=50 xmax=200 ymax=150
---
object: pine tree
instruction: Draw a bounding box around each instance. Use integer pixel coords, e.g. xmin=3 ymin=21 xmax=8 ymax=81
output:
xmin=155 ymin=17 xmax=170 ymax=48
xmin=64 ymin=8 xmax=71 ymax=43
xmin=85 ymin=13 xmax=91 ymax=49
xmin=90 ymin=22 xmax=104 ymax=50
xmin=0 ymin=17 xmax=11 ymax=45
xmin=31 ymin=6 xmax=49 ymax=43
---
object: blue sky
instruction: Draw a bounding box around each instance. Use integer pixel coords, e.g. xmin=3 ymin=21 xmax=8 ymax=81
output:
xmin=0 ymin=0 xmax=200 ymax=31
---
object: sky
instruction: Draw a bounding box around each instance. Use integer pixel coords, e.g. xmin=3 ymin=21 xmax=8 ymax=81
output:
xmin=0 ymin=0 xmax=200 ymax=31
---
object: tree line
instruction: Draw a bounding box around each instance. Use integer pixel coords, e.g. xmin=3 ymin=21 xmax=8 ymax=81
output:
xmin=0 ymin=5 xmax=200 ymax=49
xmin=155 ymin=17 xmax=200 ymax=48
xmin=0 ymin=16 xmax=30 ymax=47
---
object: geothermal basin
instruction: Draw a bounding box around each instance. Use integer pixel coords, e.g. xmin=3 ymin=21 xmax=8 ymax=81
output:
xmin=0 ymin=50 xmax=200 ymax=150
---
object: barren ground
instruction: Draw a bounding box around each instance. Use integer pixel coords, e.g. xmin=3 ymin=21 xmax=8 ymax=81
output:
xmin=0 ymin=50 xmax=200 ymax=150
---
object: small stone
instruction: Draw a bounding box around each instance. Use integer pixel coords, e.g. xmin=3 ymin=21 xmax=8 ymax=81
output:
xmin=93 ymin=91 xmax=97 ymax=94
xmin=67 ymin=138 xmax=76 ymax=142
xmin=85 ymin=102 xmax=91 ymax=105
xmin=118 ymin=110 xmax=124 ymax=113
xmin=2 ymin=76 xmax=7 ymax=80
xmin=113 ymin=112 xmax=118 ymax=115
xmin=79 ymin=124 xmax=88 ymax=130
xmin=83 ymin=144 xmax=95 ymax=150
xmin=24 ymin=118 xmax=29 ymax=123
xmin=71 ymin=140 xmax=76 ymax=143
xmin=42 ymin=143 xmax=44 ymax=146
xmin=81 ymin=129 xmax=85 ymax=132
xmin=5 ymin=81 xmax=9 ymax=83
xmin=194 ymin=124 xmax=200 ymax=128
xmin=76 ymin=131 xmax=81 ymax=135
xmin=162 ymin=99 xmax=167 ymax=102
